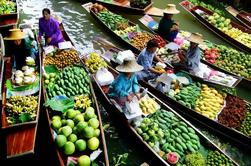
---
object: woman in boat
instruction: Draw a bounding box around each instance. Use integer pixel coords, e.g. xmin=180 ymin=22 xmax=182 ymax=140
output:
xmin=4 ymin=29 xmax=30 ymax=70
xmin=136 ymin=39 xmax=165 ymax=81
xmin=158 ymin=4 xmax=180 ymax=42
xmin=174 ymin=33 xmax=204 ymax=74
xmin=108 ymin=58 xmax=143 ymax=108
xmin=38 ymin=8 xmax=64 ymax=46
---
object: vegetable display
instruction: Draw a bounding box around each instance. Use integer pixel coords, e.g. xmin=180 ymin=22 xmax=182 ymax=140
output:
xmin=84 ymin=52 xmax=108 ymax=73
xmin=185 ymin=152 xmax=206 ymax=166
xmin=6 ymin=96 xmax=38 ymax=125
xmin=47 ymin=66 xmax=90 ymax=99
xmin=0 ymin=0 xmax=16 ymax=15
xmin=207 ymin=150 xmax=234 ymax=166
xmin=44 ymin=49 xmax=80 ymax=69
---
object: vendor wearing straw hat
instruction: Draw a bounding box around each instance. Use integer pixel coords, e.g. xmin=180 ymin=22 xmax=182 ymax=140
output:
xmin=108 ymin=58 xmax=143 ymax=107
xmin=174 ymin=33 xmax=204 ymax=74
xmin=4 ymin=29 xmax=30 ymax=70
xmin=158 ymin=4 xmax=180 ymax=42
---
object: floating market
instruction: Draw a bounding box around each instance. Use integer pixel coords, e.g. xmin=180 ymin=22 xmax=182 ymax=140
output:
xmin=0 ymin=0 xmax=251 ymax=166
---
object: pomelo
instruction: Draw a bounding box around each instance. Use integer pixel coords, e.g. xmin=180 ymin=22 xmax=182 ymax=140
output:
xmin=62 ymin=126 xmax=72 ymax=137
xmin=61 ymin=119 xmax=67 ymax=126
xmin=66 ymin=119 xmax=75 ymax=128
xmin=94 ymin=129 xmax=100 ymax=137
xmin=74 ymin=114 xmax=84 ymax=124
xmin=67 ymin=109 xmax=77 ymax=119
xmin=52 ymin=119 xmax=62 ymax=130
xmin=64 ymin=141 xmax=75 ymax=155
xmin=77 ymin=121 xmax=88 ymax=133
xmin=87 ymin=137 xmax=99 ymax=150
xmin=56 ymin=135 xmax=67 ymax=148
xmin=84 ymin=107 xmax=95 ymax=121
xmin=75 ymin=139 xmax=86 ymax=152
xmin=77 ymin=155 xmax=91 ymax=166
xmin=88 ymin=118 xmax=99 ymax=129
xmin=68 ymin=134 xmax=78 ymax=143
xmin=83 ymin=126 xmax=94 ymax=139
xmin=52 ymin=115 xmax=61 ymax=121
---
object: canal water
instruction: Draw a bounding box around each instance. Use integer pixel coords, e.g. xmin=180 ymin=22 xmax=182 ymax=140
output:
xmin=18 ymin=0 xmax=251 ymax=165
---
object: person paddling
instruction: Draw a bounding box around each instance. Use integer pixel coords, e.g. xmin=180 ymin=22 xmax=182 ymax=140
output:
xmin=158 ymin=4 xmax=180 ymax=42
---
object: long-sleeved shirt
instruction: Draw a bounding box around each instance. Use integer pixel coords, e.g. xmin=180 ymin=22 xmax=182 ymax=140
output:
xmin=38 ymin=17 xmax=64 ymax=46
xmin=137 ymin=48 xmax=155 ymax=71
xmin=108 ymin=73 xmax=139 ymax=97
xmin=158 ymin=17 xmax=178 ymax=42
xmin=186 ymin=45 xmax=201 ymax=72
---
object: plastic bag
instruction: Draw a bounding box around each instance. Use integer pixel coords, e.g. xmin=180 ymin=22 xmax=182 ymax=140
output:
xmin=125 ymin=96 xmax=141 ymax=114
xmin=96 ymin=68 xmax=114 ymax=86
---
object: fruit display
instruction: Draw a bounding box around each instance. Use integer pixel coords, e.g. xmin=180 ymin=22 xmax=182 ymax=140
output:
xmin=203 ymin=48 xmax=220 ymax=64
xmin=74 ymin=95 xmax=92 ymax=110
xmin=206 ymin=150 xmax=234 ymax=166
xmin=52 ymin=106 xmax=100 ymax=157
xmin=97 ymin=10 xmax=129 ymax=30
xmin=204 ymin=13 xmax=251 ymax=48
xmin=240 ymin=104 xmax=251 ymax=137
xmin=153 ymin=66 xmax=165 ymax=73
xmin=130 ymin=32 xmax=152 ymax=50
xmin=114 ymin=26 xmax=137 ymax=36
xmin=90 ymin=3 xmax=107 ymax=13
xmin=153 ymin=35 xmax=166 ymax=48
xmin=185 ymin=152 xmax=206 ymax=166
xmin=0 ymin=0 xmax=16 ymax=15
xmin=173 ymin=83 xmax=201 ymax=109
xmin=44 ymin=72 xmax=57 ymax=87
xmin=47 ymin=66 xmax=90 ymax=98
xmin=218 ymin=96 xmax=247 ymax=129
xmin=139 ymin=96 xmax=159 ymax=114
xmin=194 ymin=84 xmax=225 ymax=120
xmin=44 ymin=49 xmax=80 ymax=69
xmin=5 ymin=96 xmax=38 ymax=125
xmin=84 ymin=52 xmax=108 ymax=73
xmin=130 ymin=0 xmax=151 ymax=9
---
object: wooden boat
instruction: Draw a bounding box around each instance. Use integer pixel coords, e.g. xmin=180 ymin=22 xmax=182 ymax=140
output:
xmin=41 ymin=24 xmax=109 ymax=166
xmin=138 ymin=14 xmax=251 ymax=93
xmin=0 ymin=26 xmax=42 ymax=159
xmin=86 ymin=62 xmax=238 ymax=165
xmin=0 ymin=0 xmax=19 ymax=28
xmin=83 ymin=2 xmax=161 ymax=54
xmin=0 ymin=34 xmax=4 ymax=101
xmin=95 ymin=40 xmax=251 ymax=150
xmin=179 ymin=0 xmax=251 ymax=53
xmin=226 ymin=6 xmax=251 ymax=29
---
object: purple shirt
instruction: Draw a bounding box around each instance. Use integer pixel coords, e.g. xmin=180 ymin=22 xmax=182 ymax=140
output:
xmin=39 ymin=17 xmax=64 ymax=46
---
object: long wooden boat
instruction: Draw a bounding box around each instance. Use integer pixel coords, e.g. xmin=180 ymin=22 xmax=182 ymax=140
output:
xmin=41 ymin=24 xmax=109 ymax=166
xmin=96 ymin=41 xmax=251 ymax=150
xmin=225 ymin=6 xmax=251 ymax=29
xmin=87 ymin=62 xmax=238 ymax=165
xmin=0 ymin=34 xmax=4 ymax=101
xmin=179 ymin=0 xmax=251 ymax=53
xmin=83 ymin=2 xmax=163 ymax=54
xmin=0 ymin=0 xmax=19 ymax=28
xmin=138 ymin=15 xmax=251 ymax=93
xmin=0 ymin=27 xmax=42 ymax=159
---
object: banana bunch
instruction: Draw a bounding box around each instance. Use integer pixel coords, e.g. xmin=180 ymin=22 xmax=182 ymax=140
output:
xmin=154 ymin=66 xmax=165 ymax=73
xmin=85 ymin=52 xmax=108 ymax=73
xmin=74 ymin=95 xmax=92 ymax=110
xmin=114 ymin=26 xmax=137 ymax=36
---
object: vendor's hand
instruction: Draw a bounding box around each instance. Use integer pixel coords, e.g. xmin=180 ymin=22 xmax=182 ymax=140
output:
xmin=127 ymin=95 xmax=132 ymax=102
xmin=47 ymin=37 xmax=52 ymax=44
xmin=136 ymin=93 xmax=141 ymax=100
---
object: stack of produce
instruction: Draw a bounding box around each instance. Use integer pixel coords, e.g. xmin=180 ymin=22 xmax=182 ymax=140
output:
xmin=153 ymin=35 xmax=166 ymax=47
xmin=205 ymin=13 xmax=251 ymax=48
xmin=97 ymin=10 xmax=129 ymax=30
xmin=90 ymin=3 xmax=106 ymax=13
xmin=218 ymin=96 xmax=247 ymax=129
xmin=173 ymin=83 xmax=201 ymax=109
xmin=139 ymin=110 xmax=201 ymax=163
xmin=0 ymin=0 xmax=15 ymax=15
xmin=6 ymin=96 xmax=38 ymax=125
xmin=240 ymin=104 xmax=251 ymax=137
xmin=139 ymin=96 xmax=159 ymax=114
xmin=207 ymin=150 xmax=234 ymax=166
xmin=194 ymin=84 xmax=225 ymax=120
xmin=203 ymin=48 xmax=220 ymax=64
xmin=130 ymin=0 xmax=151 ymax=9
xmin=44 ymin=49 xmax=80 ymax=69
xmin=130 ymin=32 xmax=152 ymax=50
xmin=47 ymin=66 xmax=90 ymax=98
xmin=214 ymin=45 xmax=251 ymax=79
xmin=52 ymin=107 xmax=100 ymax=158
xmin=114 ymin=26 xmax=137 ymax=36
xmin=85 ymin=52 xmax=108 ymax=73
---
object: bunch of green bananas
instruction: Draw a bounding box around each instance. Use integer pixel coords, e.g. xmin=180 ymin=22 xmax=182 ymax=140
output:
xmin=74 ymin=95 xmax=92 ymax=110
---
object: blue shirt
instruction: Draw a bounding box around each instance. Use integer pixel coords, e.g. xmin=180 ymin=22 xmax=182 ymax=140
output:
xmin=186 ymin=45 xmax=201 ymax=71
xmin=158 ymin=17 xmax=178 ymax=41
xmin=137 ymin=48 xmax=155 ymax=71
xmin=108 ymin=73 xmax=139 ymax=97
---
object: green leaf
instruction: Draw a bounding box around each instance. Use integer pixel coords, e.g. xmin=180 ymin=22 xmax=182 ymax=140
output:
xmin=19 ymin=113 xmax=32 ymax=123
xmin=45 ymin=96 xmax=74 ymax=113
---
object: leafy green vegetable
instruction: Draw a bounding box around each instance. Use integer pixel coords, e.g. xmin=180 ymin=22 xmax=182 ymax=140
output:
xmin=45 ymin=96 xmax=74 ymax=113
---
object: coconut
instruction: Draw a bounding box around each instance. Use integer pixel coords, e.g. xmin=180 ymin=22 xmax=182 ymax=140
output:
xmin=15 ymin=70 xmax=24 ymax=77
xmin=22 ymin=65 xmax=29 ymax=71
xmin=23 ymin=76 xmax=33 ymax=84
xmin=15 ymin=77 xmax=23 ymax=86
xmin=24 ymin=68 xmax=33 ymax=76
xmin=26 ymin=57 xmax=35 ymax=66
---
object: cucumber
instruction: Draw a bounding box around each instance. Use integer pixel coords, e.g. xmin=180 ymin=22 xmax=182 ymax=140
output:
xmin=170 ymin=130 xmax=179 ymax=137
xmin=169 ymin=145 xmax=176 ymax=152
xmin=179 ymin=126 xmax=188 ymax=133
xmin=187 ymin=127 xmax=195 ymax=134
xmin=181 ymin=133 xmax=190 ymax=140
xmin=188 ymin=133 xmax=199 ymax=140
xmin=158 ymin=117 xmax=166 ymax=124
xmin=187 ymin=143 xmax=196 ymax=153
xmin=179 ymin=122 xmax=188 ymax=127
xmin=176 ymin=137 xmax=183 ymax=145
xmin=175 ymin=143 xmax=184 ymax=152
xmin=180 ymin=142 xmax=187 ymax=150
xmin=175 ymin=128 xmax=182 ymax=133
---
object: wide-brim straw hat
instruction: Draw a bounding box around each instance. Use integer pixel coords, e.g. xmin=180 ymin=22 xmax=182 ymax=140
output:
xmin=4 ymin=29 xmax=26 ymax=40
xmin=163 ymin=4 xmax=180 ymax=14
xmin=187 ymin=33 xmax=204 ymax=45
xmin=116 ymin=58 xmax=143 ymax=73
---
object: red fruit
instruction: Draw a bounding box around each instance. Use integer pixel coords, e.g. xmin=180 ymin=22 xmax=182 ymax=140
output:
xmin=167 ymin=152 xmax=179 ymax=164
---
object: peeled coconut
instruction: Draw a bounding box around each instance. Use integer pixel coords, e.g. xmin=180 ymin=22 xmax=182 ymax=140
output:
xmin=24 ymin=68 xmax=33 ymax=76
xmin=22 ymin=66 xmax=29 ymax=71
xmin=26 ymin=57 xmax=35 ymax=66
xmin=15 ymin=70 xmax=24 ymax=77
xmin=15 ymin=77 xmax=23 ymax=85
xmin=23 ymin=76 xmax=33 ymax=84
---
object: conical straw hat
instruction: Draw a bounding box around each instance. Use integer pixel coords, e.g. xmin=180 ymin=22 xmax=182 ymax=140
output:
xmin=116 ymin=58 xmax=143 ymax=73
xmin=4 ymin=29 xmax=26 ymax=40
xmin=187 ymin=33 xmax=204 ymax=45
xmin=163 ymin=4 xmax=180 ymax=14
